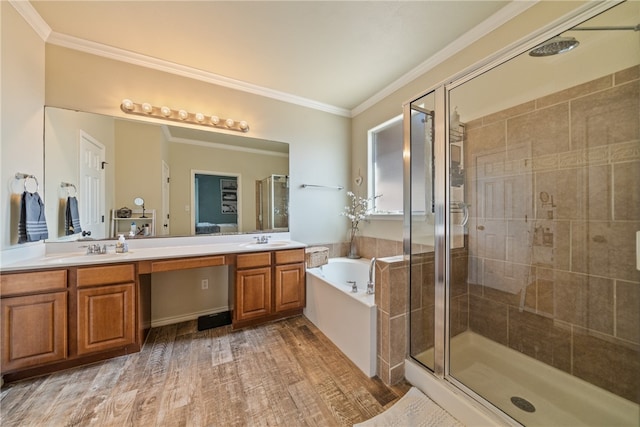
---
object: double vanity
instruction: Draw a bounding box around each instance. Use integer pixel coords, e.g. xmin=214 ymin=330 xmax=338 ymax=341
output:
xmin=0 ymin=234 xmax=306 ymax=383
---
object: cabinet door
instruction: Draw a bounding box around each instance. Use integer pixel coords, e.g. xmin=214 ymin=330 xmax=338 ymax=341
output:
xmin=235 ymin=267 xmax=272 ymax=321
xmin=1 ymin=292 xmax=67 ymax=372
xmin=77 ymin=283 xmax=135 ymax=355
xmin=274 ymin=263 xmax=305 ymax=312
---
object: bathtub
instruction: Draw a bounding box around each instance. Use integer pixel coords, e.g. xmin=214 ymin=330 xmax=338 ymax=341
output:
xmin=304 ymin=257 xmax=376 ymax=377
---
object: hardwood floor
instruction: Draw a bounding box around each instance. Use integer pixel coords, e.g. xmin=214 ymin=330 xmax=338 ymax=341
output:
xmin=1 ymin=315 xmax=410 ymax=426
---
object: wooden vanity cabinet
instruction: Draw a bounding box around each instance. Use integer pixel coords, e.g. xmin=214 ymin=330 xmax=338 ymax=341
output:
xmin=235 ymin=252 xmax=272 ymax=322
xmin=0 ymin=270 xmax=68 ymax=372
xmin=234 ymin=249 xmax=305 ymax=327
xmin=74 ymin=264 xmax=136 ymax=355
xmin=274 ymin=249 xmax=305 ymax=313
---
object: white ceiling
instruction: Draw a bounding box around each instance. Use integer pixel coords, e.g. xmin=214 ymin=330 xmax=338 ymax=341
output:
xmin=26 ymin=1 xmax=523 ymax=116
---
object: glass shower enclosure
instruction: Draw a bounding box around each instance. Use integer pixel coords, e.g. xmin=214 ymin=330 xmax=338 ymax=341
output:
xmin=406 ymin=2 xmax=639 ymax=425
xmin=257 ymin=174 xmax=289 ymax=231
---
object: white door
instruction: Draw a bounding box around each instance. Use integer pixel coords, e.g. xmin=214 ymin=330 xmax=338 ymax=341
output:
xmin=79 ymin=131 xmax=106 ymax=239
xmin=161 ymin=160 xmax=171 ymax=235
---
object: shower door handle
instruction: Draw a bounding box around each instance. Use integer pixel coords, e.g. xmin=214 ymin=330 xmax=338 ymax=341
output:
xmin=451 ymin=201 xmax=470 ymax=227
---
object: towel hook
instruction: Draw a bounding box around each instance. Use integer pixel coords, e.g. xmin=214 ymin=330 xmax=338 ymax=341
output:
xmin=60 ymin=182 xmax=78 ymax=197
xmin=15 ymin=173 xmax=39 ymax=193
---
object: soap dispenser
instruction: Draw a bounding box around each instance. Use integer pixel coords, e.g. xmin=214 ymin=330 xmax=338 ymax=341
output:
xmin=116 ymin=234 xmax=128 ymax=253
xmin=129 ymin=222 xmax=136 ymax=237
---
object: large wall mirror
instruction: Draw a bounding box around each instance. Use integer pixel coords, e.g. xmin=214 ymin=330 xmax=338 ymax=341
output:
xmin=44 ymin=107 xmax=289 ymax=241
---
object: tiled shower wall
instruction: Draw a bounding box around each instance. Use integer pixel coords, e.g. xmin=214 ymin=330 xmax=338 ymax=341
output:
xmin=464 ymin=65 xmax=639 ymax=403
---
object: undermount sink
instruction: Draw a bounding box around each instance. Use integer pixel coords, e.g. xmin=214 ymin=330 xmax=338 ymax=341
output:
xmin=240 ymin=241 xmax=291 ymax=249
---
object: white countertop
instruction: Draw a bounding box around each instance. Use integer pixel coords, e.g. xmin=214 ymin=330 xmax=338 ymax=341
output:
xmin=0 ymin=233 xmax=306 ymax=272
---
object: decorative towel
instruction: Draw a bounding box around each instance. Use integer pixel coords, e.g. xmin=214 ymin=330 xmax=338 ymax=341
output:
xmin=65 ymin=196 xmax=82 ymax=235
xmin=18 ymin=191 xmax=49 ymax=243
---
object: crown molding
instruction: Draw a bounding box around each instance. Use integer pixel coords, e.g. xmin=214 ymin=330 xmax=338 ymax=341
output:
xmin=45 ymin=32 xmax=352 ymax=118
xmin=9 ymin=0 xmax=51 ymax=40
xmin=351 ymin=1 xmax=538 ymax=117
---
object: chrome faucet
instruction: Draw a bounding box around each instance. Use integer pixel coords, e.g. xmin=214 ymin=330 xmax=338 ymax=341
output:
xmin=254 ymin=235 xmax=271 ymax=244
xmin=82 ymin=243 xmax=107 ymax=255
xmin=367 ymin=258 xmax=376 ymax=294
xmin=347 ymin=280 xmax=358 ymax=293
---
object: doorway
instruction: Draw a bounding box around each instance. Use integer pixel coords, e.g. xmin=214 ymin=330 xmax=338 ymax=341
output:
xmin=191 ymin=171 xmax=240 ymax=234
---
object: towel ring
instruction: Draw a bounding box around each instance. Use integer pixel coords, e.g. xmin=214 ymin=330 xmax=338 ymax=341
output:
xmin=60 ymin=182 xmax=77 ymax=197
xmin=15 ymin=173 xmax=39 ymax=193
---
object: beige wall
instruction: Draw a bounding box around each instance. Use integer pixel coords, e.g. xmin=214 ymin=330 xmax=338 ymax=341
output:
xmin=114 ymin=119 xmax=166 ymax=231
xmin=1 ymin=3 xmax=46 ymax=250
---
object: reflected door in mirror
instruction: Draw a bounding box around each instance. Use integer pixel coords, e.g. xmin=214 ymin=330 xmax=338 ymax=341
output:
xmin=79 ymin=131 xmax=106 ymax=239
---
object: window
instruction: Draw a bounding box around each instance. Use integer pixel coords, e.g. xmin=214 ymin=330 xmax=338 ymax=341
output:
xmin=368 ymin=112 xmax=431 ymax=215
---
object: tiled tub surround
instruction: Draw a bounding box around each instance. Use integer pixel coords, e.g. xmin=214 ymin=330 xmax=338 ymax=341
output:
xmin=384 ymin=247 xmax=468 ymax=385
xmin=464 ymin=65 xmax=639 ymax=403
xmin=310 ymin=236 xmax=404 ymax=261
xmin=376 ymin=255 xmax=408 ymax=385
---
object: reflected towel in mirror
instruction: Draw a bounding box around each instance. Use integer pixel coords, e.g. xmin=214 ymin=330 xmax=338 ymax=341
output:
xmin=65 ymin=196 xmax=82 ymax=235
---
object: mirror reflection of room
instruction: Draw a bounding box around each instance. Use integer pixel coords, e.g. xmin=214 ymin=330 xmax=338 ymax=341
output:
xmin=43 ymin=107 xmax=289 ymax=241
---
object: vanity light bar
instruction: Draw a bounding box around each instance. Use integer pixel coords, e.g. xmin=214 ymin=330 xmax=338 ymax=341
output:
xmin=120 ymin=99 xmax=249 ymax=133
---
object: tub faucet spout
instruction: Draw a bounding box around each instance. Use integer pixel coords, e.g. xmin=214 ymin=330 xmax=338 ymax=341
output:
xmin=347 ymin=280 xmax=358 ymax=293
xmin=367 ymin=258 xmax=376 ymax=294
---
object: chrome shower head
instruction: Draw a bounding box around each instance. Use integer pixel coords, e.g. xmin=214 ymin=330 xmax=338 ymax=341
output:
xmin=529 ymin=36 xmax=579 ymax=57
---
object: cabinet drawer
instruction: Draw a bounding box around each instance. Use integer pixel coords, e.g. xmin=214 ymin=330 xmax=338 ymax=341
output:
xmin=237 ymin=252 xmax=272 ymax=269
xmin=275 ymin=249 xmax=305 ymax=265
xmin=1 ymin=270 xmax=67 ymax=297
xmin=151 ymin=255 xmax=225 ymax=272
xmin=77 ymin=264 xmax=135 ymax=288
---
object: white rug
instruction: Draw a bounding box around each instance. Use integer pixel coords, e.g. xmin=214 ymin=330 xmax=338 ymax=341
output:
xmin=354 ymin=387 xmax=464 ymax=427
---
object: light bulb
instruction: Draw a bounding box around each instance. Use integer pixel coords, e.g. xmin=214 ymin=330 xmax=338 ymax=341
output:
xmin=178 ymin=109 xmax=188 ymax=120
xmin=239 ymin=121 xmax=249 ymax=131
xmin=121 ymin=99 xmax=135 ymax=111
xmin=161 ymin=106 xmax=172 ymax=117
xmin=142 ymin=103 xmax=153 ymax=114
xmin=210 ymin=116 xmax=220 ymax=125
xmin=195 ymin=112 xmax=205 ymax=123
xmin=225 ymin=118 xmax=235 ymax=128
